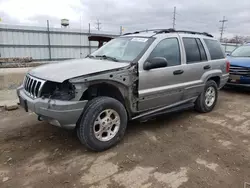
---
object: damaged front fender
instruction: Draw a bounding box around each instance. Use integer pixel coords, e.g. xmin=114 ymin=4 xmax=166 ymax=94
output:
xmin=69 ymin=65 xmax=136 ymax=86
xmin=69 ymin=65 xmax=139 ymax=113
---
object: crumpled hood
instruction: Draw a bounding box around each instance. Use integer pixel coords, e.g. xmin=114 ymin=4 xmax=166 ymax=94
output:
xmin=29 ymin=58 xmax=130 ymax=82
xmin=227 ymin=56 xmax=250 ymax=68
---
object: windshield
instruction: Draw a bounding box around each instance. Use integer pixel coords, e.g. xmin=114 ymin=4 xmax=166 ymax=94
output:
xmin=231 ymin=45 xmax=250 ymax=57
xmin=90 ymin=37 xmax=150 ymax=62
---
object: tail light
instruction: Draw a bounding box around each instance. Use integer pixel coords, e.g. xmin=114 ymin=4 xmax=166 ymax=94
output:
xmin=226 ymin=60 xmax=230 ymax=73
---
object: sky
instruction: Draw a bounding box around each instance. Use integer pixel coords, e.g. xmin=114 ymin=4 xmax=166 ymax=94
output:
xmin=0 ymin=0 xmax=250 ymax=38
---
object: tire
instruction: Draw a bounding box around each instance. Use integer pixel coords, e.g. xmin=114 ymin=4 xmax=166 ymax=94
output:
xmin=195 ymin=80 xmax=218 ymax=113
xmin=77 ymin=97 xmax=127 ymax=151
xmin=76 ymin=98 xmax=95 ymax=139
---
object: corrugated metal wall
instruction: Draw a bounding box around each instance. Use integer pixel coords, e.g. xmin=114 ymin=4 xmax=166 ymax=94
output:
xmin=0 ymin=24 xmax=119 ymax=61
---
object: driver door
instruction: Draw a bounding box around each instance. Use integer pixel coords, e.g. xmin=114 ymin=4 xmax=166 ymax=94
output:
xmin=138 ymin=37 xmax=186 ymax=111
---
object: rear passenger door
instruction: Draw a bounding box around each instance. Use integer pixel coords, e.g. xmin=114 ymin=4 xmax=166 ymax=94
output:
xmin=203 ymin=39 xmax=226 ymax=73
xmin=181 ymin=37 xmax=210 ymax=99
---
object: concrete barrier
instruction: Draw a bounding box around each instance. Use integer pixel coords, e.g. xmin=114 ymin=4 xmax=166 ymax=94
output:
xmin=0 ymin=68 xmax=31 ymax=90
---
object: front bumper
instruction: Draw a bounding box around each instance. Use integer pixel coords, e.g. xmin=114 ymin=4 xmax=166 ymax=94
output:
xmin=17 ymin=86 xmax=87 ymax=129
xmin=226 ymin=74 xmax=250 ymax=88
xmin=226 ymin=82 xmax=250 ymax=87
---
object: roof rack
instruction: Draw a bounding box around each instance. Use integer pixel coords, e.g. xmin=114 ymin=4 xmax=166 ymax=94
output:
xmin=153 ymin=29 xmax=213 ymax=37
xmin=123 ymin=31 xmax=147 ymax=35
xmin=123 ymin=28 xmax=213 ymax=37
xmin=122 ymin=29 xmax=164 ymax=36
xmin=123 ymin=32 xmax=133 ymax=35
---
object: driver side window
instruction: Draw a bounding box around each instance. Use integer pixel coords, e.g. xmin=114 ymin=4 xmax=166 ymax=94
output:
xmin=149 ymin=38 xmax=181 ymax=67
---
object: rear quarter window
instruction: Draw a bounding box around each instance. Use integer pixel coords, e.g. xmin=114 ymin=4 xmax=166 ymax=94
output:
xmin=204 ymin=39 xmax=225 ymax=60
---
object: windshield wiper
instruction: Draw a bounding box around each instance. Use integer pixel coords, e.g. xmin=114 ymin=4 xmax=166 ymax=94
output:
xmin=95 ymin=55 xmax=119 ymax=62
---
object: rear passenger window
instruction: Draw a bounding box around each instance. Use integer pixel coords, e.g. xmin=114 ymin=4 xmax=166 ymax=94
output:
xmin=204 ymin=39 xmax=225 ymax=60
xmin=149 ymin=38 xmax=181 ymax=67
xmin=183 ymin=38 xmax=201 ymax=63
xmin=196 ymin=39 xmax=207 ymax=61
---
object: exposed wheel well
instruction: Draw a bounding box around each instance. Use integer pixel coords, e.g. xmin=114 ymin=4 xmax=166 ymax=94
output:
xmin=208 ymin=76 xmax=220 ymax=87
xmin=80 ymin=83 xmax=125 ymax=105
xmin=77 ymin=83 xmax=128 ymax=127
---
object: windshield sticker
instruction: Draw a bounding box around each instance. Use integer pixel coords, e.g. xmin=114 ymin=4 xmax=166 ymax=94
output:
xmin=131 ymin=38 xmax=148 ymax=42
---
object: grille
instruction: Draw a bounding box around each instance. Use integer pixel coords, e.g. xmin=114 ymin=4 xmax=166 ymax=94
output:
xmin=229 ymin=65 xmax=250 ymax=76
xmin=23 ymin=75 xmax=45 ymax=98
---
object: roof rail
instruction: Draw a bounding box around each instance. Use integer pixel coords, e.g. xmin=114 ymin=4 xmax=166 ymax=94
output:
xmin=123 ymin=31 xmax=140 ymax=35
xmin=155 ymin=29 xmax=213 ymax=37
xmin=133 ymin=29 xmax=167 ymax=33
xmin=123 ymin=29 xmax=164 ymax=36
xmin=123 ymin=28 xmax=213 ymax=37
xmin=153 ymin=29 xmax=213 ymax=37
xmin=123 ymin=32 xmax=133 ymax=35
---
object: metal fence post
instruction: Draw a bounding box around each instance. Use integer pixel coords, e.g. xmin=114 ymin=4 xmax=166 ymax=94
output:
xmin=88 ymin=23 xmax=91 ymax=54
xmin=47 ymin=20 xmax=52 ymax=61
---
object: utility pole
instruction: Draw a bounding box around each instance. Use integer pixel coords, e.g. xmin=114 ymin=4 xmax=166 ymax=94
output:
xmin=120 ymin=26 xmax=122 ymax=35
xmin=235 ymin=35 xmax=239 ymax=45
xmin=172 ymin=6 xmax=176 ymax=29
xmin=219 ymin=16 xmax=228 ymax=42
xmin=95 ymin=19 xmax=101 ymax=30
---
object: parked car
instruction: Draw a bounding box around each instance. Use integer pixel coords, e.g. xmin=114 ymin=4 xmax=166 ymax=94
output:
xmin=17 ymin=29 xmax=229 ymax=151
xmin=221 ymin=43 xmax=238 ymax=54
xmin=226 ymin=44 xmax=250 ymax=87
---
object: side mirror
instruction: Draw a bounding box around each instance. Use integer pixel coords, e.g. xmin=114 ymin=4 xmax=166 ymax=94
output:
xmin=144 ymin=57 xmax=168 ymax=70
xmin=226 ymin=53 xmax=231 ymax=56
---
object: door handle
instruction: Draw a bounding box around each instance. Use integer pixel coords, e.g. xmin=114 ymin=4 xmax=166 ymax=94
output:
xmin=173 ymin=70 xmax=184 ymax=75
xmin=203 ymin=65 xmax=211 ymax=70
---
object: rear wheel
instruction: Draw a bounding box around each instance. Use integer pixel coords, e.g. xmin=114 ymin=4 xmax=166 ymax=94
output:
xmin=195 ymin=80 xmax=218 ymax=113
xmin=77 ymin=97 xmax=127 ymax=151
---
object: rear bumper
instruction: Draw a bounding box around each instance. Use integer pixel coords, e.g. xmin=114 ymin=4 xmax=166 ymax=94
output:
xmin=219 ymin=74 xmax=229 ymax=89
xmin=17 ymin=86 xmax=87 ymax=129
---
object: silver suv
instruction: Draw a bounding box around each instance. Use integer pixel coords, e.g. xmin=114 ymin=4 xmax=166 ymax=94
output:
xmin=17 ymin=29 xmax=229 ymax=151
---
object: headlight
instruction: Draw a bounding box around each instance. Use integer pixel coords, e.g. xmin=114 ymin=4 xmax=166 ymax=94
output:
xmin=41 ymin=80 xmax=75 ymax=100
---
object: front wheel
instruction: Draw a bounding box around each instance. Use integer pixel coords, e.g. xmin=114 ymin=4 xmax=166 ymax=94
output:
xmin=195 ymin=80 xmax=218 ymax=113
xmin=77 ymin=97 xmax=127 ymax=151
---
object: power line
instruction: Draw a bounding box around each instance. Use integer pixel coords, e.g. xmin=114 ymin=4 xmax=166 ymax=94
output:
xmin=176 ymin=13 xmax=219 ymax=26
xmin=172 ymin=6 xmax=176 ymax=29
xmin=95 ymin=19 xmax=101 ymax=30
xmin=219 ymin=16 xmax=228 ymax=41
xmin=93 ymin=14 xmax=235 ymax=35
xmin=102 ymin=18 xmax=171 ymax=27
